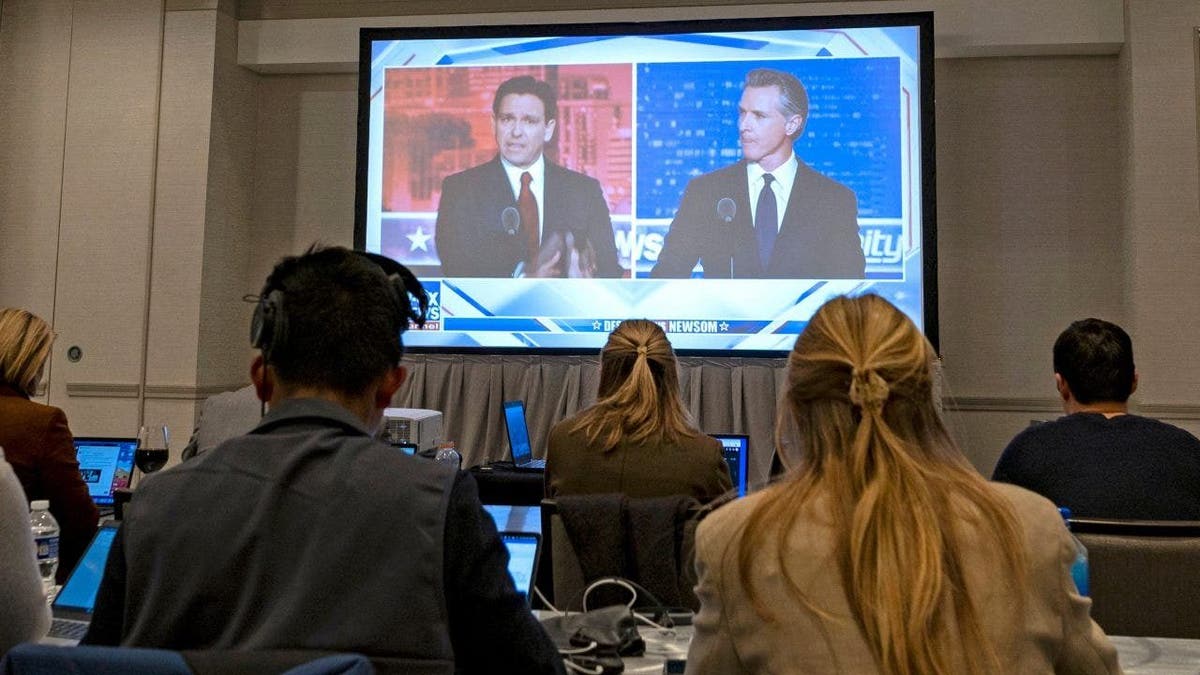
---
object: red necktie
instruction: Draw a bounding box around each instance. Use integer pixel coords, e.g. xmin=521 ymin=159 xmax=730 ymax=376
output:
xmin=518 ymin=172 xmax=539 ymax=265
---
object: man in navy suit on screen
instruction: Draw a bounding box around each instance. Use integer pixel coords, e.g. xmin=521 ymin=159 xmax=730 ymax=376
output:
xmin=435 ymin=75 xmax=622 ymax=278
xmin=651 ymin=68 xmax=865 ymax=279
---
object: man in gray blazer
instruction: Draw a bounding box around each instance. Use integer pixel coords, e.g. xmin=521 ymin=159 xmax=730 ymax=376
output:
xmin=180 ymin=384 xmax=261 ymax=461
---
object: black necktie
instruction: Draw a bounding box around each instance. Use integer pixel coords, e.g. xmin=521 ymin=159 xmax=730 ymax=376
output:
xmin=518 ymin=171 xmax=539 ymax=265
xmin=755 ymin=173 xmax=777 ymax=270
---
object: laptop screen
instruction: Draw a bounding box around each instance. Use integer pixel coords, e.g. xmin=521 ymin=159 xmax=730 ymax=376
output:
xmin=503 ymin=401 xmax=533 ymax=465
xmin=53 ymin=524 xmax=119 ymax=613
xmin=500 ymin=531 xmax=540 ymax=602
xmin=711 ymin=434 xmax=749 ymax=497
xmin=483 ymin=504 xmax=542 ymax=534
xmin=73 ymin=438 xmax=137 ymax=506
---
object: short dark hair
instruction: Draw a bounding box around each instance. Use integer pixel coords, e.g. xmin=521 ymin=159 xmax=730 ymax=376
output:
xmin=492 ymin=75 xmax=557 ymax=122
xmin=745 ymin=68 xmax=809 ymax=137
xmin=1053 ymin=318 xmax=1136 ymax=404
xmin=255 ymin=246 xmax=426 ymax=396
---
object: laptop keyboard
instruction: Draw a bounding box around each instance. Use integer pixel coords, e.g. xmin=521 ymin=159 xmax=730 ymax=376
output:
xmin=523 ymin=458 xmax=546 ymax=469
xmin=48 ymin=618 xmax=89 ymax=640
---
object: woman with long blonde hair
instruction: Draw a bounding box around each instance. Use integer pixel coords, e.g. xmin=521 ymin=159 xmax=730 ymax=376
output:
xmin=545 ymin=319 xmax=731 ymax=502
xmin=686 ymin=295 xmax=1120 ymax=674
xmin=0 ymin=308 xmax=98 ymax=584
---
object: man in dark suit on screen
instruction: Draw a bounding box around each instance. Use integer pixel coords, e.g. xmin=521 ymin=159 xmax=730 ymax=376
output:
xmin=651 ymin=68 xmax=865 ymax=279
xmin=435 ymin=75 xmax=622 ymax=278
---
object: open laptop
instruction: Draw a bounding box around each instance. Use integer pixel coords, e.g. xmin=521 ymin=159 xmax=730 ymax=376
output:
xmin=41 ymin=522 xmax=120 ymax=645
xmin=73 ymin=437 xmax=137 ymax=511
xmin=503 ymin=400 xmax=545 ymax=471
xmin=710 ymin=433 xmax=750 ymax=497
xmin=500 ymin=531 xmax=541 ymax=605
xmin=484 ymin=504 xmax=542 ymax=534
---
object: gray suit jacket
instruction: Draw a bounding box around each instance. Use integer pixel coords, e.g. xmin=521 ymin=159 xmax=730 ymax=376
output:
xmin=181 ymin=385 xmax=261 ymax=461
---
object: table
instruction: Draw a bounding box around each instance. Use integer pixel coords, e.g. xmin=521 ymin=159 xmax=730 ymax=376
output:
xmin=469 ymin=465 xmax=544 ymax=505
xmin=605 ymin=629 xmax=1200 ymax=673
xmin=1114 ymin=635 xmax=1200 ymax=674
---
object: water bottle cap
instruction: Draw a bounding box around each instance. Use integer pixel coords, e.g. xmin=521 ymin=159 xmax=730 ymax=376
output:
xmin=30 ymin=500 xmax=49 ymax=511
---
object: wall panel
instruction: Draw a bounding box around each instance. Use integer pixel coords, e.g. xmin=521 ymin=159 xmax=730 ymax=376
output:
xmin=51 ymin=0 xmax=163 ymax=434
xmin=0 ymin=0 xmax=71 ymax=325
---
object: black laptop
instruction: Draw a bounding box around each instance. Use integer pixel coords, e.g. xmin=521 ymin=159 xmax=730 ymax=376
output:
xmin=500 ymin=531 xmax=542 ymax=605
xmin=72 ymin=437 xmax=137 ymax=511
xmin=710 ymin=433 xmax=750 ymax=497
xmin=40 ymin=522 xmax=120 ymax=645
xmin=504 ymin=400 xmax=545 ymax=471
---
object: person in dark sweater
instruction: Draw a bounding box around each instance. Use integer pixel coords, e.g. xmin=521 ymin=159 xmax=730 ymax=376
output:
xmin=993 ymin=318 xmax=1200 ymax=519
xmin=84 ymin=246 xmax=563 ymax=674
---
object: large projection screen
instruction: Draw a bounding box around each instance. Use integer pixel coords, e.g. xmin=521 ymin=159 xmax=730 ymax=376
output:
xmin=355 ymin=12 xmax=936 ymax=356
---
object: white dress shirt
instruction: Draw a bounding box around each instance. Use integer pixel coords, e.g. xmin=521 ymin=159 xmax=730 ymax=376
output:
xmin=746 ymin=153 xmax=799 ymax=233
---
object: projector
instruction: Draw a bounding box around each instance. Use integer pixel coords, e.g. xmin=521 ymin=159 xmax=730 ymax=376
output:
xmin=381 ymin=408 xmax=443 ymax=452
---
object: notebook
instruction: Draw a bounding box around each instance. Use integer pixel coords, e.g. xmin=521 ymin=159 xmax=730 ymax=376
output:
xmin=41 ymin=522 xmax=120 ymax=645
xmin=504 ymin=400 xmax=545 ymax=471
xmin=710 ymin=433 xmax=750 ymax=497
xmin=500 ymin=531 xmax=541 ymax=604
xmin=73 ymin=437 xmax=137 ymax=508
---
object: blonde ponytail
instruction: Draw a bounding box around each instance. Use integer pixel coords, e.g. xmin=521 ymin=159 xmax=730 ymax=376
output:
xmin=568 ymin=319 xmax=698 ymax=450
xmin=736 ymin=295 xmax=1026 ymax=675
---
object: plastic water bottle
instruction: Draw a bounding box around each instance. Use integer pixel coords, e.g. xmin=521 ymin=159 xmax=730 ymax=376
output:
xmin=29 ymin=500 xmax=59 ymax=601
xmin=1058 ymin=507 xmax=1089 ymax=596
xmin=434 ymin=443 xmax=462 ymax=470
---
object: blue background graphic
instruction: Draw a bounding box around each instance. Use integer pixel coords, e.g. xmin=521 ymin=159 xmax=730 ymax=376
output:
xmin=637 ymin=58 xmax=901 ymax=219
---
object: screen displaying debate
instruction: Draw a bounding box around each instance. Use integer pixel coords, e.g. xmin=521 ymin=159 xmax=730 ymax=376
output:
xmin=355 ymin=13 xmax=934 ymax=354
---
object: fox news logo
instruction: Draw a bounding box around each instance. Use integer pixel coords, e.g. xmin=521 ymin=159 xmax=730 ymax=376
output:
xmin=417 ymin=281 xmax=441 ymax=327
xmin=859 ymin=225 xmax=903 ymax=265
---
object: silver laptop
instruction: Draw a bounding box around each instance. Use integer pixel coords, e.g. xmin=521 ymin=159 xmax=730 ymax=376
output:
xmin=40 ymin=522 xmax=120 ymax=645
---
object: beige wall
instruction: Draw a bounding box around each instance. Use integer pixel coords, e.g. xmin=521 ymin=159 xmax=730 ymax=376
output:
xmin=1123 ymin=2 xmax=1200 ymax=412
xmin=935 ymin=55 xmax=1127 ymax=470
xmin=3 ymin=0 xmax=1199 ymax=474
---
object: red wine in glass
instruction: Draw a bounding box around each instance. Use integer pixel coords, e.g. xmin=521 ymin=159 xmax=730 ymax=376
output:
xmin=134 ymin=448 xmax=169 ymax=473
xmin=135 ymin=425 xmax=170 ymax=481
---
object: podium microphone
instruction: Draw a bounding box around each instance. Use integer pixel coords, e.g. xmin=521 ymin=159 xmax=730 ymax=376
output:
xmin=501 ymin=206 xmax=521 ymax=236
xmin=717 ymin=198 xmax=737 ymax=223
xmin=717 ymin=198 xmax=737 ymax=278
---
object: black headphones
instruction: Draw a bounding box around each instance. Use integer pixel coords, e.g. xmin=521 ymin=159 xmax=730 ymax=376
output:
xmin=249 ymin=250 xmax=428 ymax=362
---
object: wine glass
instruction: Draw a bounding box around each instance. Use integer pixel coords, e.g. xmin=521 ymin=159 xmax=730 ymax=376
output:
xmin=134 ymin=424 xmax=170 ymax=486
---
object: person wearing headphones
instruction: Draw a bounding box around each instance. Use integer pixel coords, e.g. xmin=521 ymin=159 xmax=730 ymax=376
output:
xmin=84 ymin=245 xmax=563 ymax=674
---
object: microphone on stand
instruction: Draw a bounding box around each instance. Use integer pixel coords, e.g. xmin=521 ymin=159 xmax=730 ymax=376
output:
xmin=501 ymin=206 xmax=521 ymax=236
xmin=716 ymin=198 xmax=737 ymax=277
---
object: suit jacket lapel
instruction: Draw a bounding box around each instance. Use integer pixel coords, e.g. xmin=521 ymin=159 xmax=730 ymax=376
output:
xmin=488 ymin=155 xmax=518 ymax=206
xmin=542 ymin=161 xmax=563 ymax=233
xmin=778 ymin=161 xmax=813 ymax=240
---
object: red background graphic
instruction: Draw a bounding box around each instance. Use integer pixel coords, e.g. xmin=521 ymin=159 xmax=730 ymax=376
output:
xmin=382 ymin=64 xmax=633 ymax=216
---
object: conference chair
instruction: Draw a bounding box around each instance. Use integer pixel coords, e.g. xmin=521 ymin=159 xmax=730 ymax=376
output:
xmin=1069 ymin=518 xmax=1200 ymax=638
xmin=542 ymin=496 xmax=705 ymax=612
xmin=0 ymin=644 xmax=381 ymax=675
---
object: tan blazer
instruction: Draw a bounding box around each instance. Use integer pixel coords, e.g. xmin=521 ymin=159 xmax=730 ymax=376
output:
xmin=686 ymin=482 xmax=1122 ymax=674
xmin=545 ymin=417 xmax=732 ymax=503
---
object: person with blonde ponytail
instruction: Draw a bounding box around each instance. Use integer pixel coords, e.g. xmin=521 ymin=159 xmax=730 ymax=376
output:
xmin=545 ymin=319 xmax=731 ymax=502
xmin=686 ymin=295 xmax=1120 ymax=674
